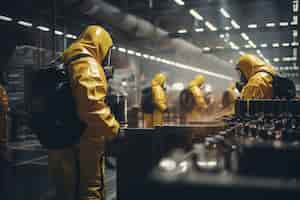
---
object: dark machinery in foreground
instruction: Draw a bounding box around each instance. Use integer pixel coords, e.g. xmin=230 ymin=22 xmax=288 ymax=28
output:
xmin=118 ymin=99 xmax=300 ymax=200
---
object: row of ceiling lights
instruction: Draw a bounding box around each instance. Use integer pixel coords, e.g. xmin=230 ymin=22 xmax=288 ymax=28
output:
xmin=0 ymin=15 xmax=78 ymax=39
xmin=115 ymin=46 xmax=233 ymax=80
xmin=0 ymin=13 xmax=234 ymax=81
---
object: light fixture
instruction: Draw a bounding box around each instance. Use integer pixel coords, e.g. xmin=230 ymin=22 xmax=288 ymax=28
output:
xmin=205 ymin=21 xmax=217 ymax=31
xmin=17 ymin=20 xmax=32 ymax=27
xmin=239 ymin=51 xmax=245 ymax=55
xmin=272 ymin=43 xmax=280 ymax=48
xmin=127 ymin=50 xmax=135 ymax=55
xmin=266 ymin=23 xmax=276 ymax=27
xmin=219 ymin=34 xmax=225 ymax=38
xmin=273 ymin=58 xmax=280 ymax=62
xmin=293 ymin=30 xmax=298 ymax=37
xmin=229 ymin=41 xmax=239 ymax=50
xmin=37 ymin=26 xmax=50 ymax=32
xmin=150 ymin=56 xmax=156 ymax=60
xmin=174 ymin=0 xmax=185 ymax=6
xmin=195 ymin=28 xmax=204 ymax=32
xmin=248 ymin=40 xmax=257 ymax=48
xmin=118 ymin=47 xmax=127 ymax=53
xmin=0 ymin=15 xmax=12 ymax=21
xmin=241 ymin=33 xmax=249 ymax=41
xmin=143 ymin=54 xmax=149 ymax=58
xmin=224 ymin=26 xmax=231 ymax=31
xmin=189 ymin=9 xmax=203 ymax=21
xmin=216 ymin=46 xmax=225 ymax=49
xmin=231 ymin=20 xmax=240 ymax=29
xmin=279 ymin=22 xmax=289 ymax=27
xmin=245 ymin=44 xmax=251 ymax=49
xmin=220 ymin=8 xmax=231 ymax=18
xmin=135 ymin=52 xmax=142 ymax=57
xmin=54 ymin=30 xmax=64 ymax=35
xmin=282 ymin=43 xmax=290 ymax=47
xmin=291 ymin=42 xmax=299 ymax=46
xmin=177 ymin=29 xmax=188 ymax=34
xmin=248 ymin=24 xmax=257 ymax=29
xmin=256 ymin=50 xmax=261 ymax=54
xmin=203 ymin=47 xmax=211 ymax=51
xmin=66 ymin=34 xmax=77 ymax=39
xmin=260 ymin=44 xmax=268 ymax=48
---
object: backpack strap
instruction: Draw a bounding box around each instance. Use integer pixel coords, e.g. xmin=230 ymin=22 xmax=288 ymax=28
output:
xmin=64 ymin=53 xmax=92 ymax=67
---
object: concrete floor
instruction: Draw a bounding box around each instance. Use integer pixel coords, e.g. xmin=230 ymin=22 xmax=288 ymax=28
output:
xmin=1 ymin=140 xmax=117 ymax=200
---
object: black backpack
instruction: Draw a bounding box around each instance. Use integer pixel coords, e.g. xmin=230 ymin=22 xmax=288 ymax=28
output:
xmin=141 ymin=87 xmax=154 ymax=113
xmin=30 ymin=56 xmax=87 ymax=149
xmin=179 ymin=88 xmax=195 ymax=112
xmin=257 ymin=71 xmax=296 ymax=99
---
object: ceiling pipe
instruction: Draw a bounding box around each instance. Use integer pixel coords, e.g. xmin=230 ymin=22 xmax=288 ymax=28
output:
xmin=63 ymin=0 xmax=236 ymax=80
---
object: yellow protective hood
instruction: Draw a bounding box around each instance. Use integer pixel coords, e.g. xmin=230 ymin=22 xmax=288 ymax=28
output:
xmin=237 ymin=54 xmax=276 ymax=80
xmin=151 ymin=73 xmax=166 ymax=86
xmin=63 ymin=25 xmax=113 ymax=63
xmin=189 ymin=74 xmax=205 ymax=88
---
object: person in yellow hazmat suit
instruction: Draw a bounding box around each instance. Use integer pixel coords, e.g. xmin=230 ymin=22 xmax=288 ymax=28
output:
xmin=0 ymin=84 xmax=8 ymax=153
xmin=219 ymin=84 xmax=240 ymax=117
xmin=236 ymin=54 xmax=277 ymax=100
xmin=185 ymin=74 xmax=208 ymax=123
xmin=144 ymin=73 xmax=167 ymax=128
xmin=48 ymin=25 xmax=120 ymax=200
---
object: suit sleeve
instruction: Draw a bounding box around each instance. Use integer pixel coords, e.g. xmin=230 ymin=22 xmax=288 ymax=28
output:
xmin=152 ymin=86 xmax=167 ymax=112
xmin=241 ymin=84 xmax=265 ymax=100
xmin=68 ymin=58 xmax=120 ymax=138
xmin=189 ymin=86 xmax=207 ymax=110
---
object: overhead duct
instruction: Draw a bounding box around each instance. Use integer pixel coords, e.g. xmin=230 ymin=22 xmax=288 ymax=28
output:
xmin=64 ymin=0 xmax=236 ymax=81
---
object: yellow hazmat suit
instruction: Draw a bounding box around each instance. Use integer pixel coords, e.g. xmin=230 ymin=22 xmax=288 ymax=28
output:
xmin=185 ymin=75 xmax=207 ymax=123
xmin=48 ymin=25 xmax=120 ymax=200
xmin=220 ymin=84 xmax=239 ymax=117
xmin=0 ymin=85 xmax=8 ymax=146
xmin=144 ymin=73 xmax=167 ymax=128
xmin=237 ymin=54 xmax=277 ymax=100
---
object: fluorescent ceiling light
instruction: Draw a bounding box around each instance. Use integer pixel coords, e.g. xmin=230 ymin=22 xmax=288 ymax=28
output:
xmin=244 ymin=44 xmax=251 ymax=48
xmin=293 ymin=30 xmax=298 ymax=37
xmin=282 ymin=43 xmax=290 ymax=47
xmin=174 ymin=0 xmax=185 ymax=6
xmin=150 ymin=56 xmax=156 ymax=60
xmin=239 ymin=51 xmax=245 ymax=55
xmin=66 ymin=34 xmax=77 ymax=39
xmin=195 ymin=28 xmax=204 ymax=32
xmin=135 ymin=52 xmax=142 ymax=57
xmin=224 ymin=26 xmax=231 ymax=31
xmin=37 ymin=26 xmax=50 ymax=31
xmin=177 ymin=29 xmax=187 ymax=34
xmin=231 ymin=20 xmax=240 ymax=29
xmin=143 ymin=54 xmax=149 ymax=58
xmin=291 ymin=42 xmax=299 ymax=46
xmin=127 ymin=50 xmax=135 ymax=55
xmin=273 ymin=58 xmax=280 ymax=62
xmin=205 ymin=21 xmax=217 ymax=31
xmin=189 ymin=9 xmax=203 ymax=21
xmin=229 ymin=41 xmax=239 ymax=50
xmin=220 ymin=8 xmax=231 ymax=18
xmin=279 ymin=22 xmax=289 ymax=27
xmin=256 ymin=50 xmax=261 ymax=54
xmin=17 ymin=20 xmax=32 ymax=27
xmin=283 ymin=57 xmax=292 ymax=62
xmin=260 ymin=44 xmax=268 ymax=48
xmin=248 ymin=24 xmax=257 ymax=29
xmin=216 ymin=46 xmax=224 ymax=49
xmin=248 ymin=40 xmax=257 ymax=48
xmin=266 ymin=23 xmax=276 ymax=27
xmin=54 ymin=30 xmax=64 ymax=35
xmin=118 ymin=47 xmax=127 ymax=53
xmin=272 ymin=43 xmax=280 ymax=48
xmin=219 ymin=34 xmax=225 ymax=38
xmin=0 ymin=15 xmax=12 ymax=21
xmin=203 ymin=47 xmax=210 ymax=51
xmin=241 ymin=33 xmax=249 ymax=41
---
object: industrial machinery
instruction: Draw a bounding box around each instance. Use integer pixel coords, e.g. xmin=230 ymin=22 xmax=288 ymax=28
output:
xmin=118 ymin=99 xmax=300 ymax=200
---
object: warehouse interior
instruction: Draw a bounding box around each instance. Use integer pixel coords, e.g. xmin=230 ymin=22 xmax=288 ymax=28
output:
xmin=0 ymin=0 xmax=300 ymax=200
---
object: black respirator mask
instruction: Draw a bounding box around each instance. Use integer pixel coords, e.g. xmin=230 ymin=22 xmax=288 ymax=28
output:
xmin=102 ymin=48 xmax=114 ymax=80
xmin=235 ymin=70 xmax=247 ymax=92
